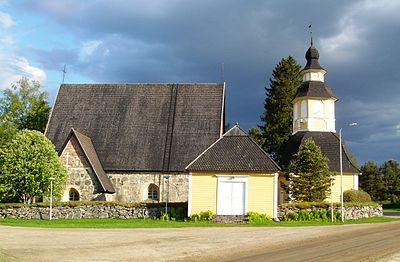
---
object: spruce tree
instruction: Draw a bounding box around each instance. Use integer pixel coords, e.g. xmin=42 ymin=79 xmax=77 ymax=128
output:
xmin=260 ymin=56 xmax=301 ymax=162
xmin=380 ymin=160 xmax=400 ymax=203
xmin=285 ymin=138 xmax=332 ymax=202
xmin=360 ymin=161 xmax=385 ymax=201
xmin=248 ymin=127 xmax=265 ymax=146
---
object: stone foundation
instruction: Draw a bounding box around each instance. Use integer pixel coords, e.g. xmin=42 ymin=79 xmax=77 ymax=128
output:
xmin=212 ymin=215 xmax=249 ymax=224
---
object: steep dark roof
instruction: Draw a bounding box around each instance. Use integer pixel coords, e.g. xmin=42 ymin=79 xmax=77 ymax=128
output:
xmin=61 ymin=129 xmax=115 ymax=193
xmin=294 ymin=81 xmax=337 ymax=100
xmin=302 ymin=45 xmax=325 ymax=71
xmin=46 ymin=83 xmax=225 ymax=172
xmin=280 ymin=131 xmax=360 ymax=173
xmin=186 ymin=125 xmax=280 ymax=172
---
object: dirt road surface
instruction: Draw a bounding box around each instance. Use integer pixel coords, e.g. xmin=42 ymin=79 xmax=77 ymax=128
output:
xmin=1 ymin=221 xmax=399 ymax=261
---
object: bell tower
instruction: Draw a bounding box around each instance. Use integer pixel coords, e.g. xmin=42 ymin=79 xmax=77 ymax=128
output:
xmin=292 ymin=44 xmax=337 ymax=134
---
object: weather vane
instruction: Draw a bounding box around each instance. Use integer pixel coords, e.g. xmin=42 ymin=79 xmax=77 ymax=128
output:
xmin=309 ymin=23 xmax=313 ymax=46
xmin=62 ymin=64 xmax=67 ymax=84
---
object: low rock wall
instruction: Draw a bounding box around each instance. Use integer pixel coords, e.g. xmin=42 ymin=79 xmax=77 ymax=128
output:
xmin=279 ymin=204 xmax=383 ymax=220
xmin=0 ymin=203 xmax=187 ymax=220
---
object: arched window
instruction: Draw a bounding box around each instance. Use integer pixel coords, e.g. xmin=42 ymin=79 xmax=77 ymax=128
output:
xmin=148 ymin=184 xmax=159 ymax=200
xmin=69 ymin=188 xmax=80 ymax=201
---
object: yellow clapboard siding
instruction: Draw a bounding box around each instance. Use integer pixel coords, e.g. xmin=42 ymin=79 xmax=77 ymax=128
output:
xmin=191 ymin=174 xmax=217 ymax=214
xmin=329 ymin=173 xmax=355 ymax=202
xmin=248 ymin=175 xmax=274 ymax=216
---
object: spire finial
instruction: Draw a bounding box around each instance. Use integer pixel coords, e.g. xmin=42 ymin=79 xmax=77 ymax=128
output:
xmin=309 ymin=23 xmax=313 ymax=46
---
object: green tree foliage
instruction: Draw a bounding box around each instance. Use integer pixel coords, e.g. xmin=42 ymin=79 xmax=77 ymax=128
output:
xmin=284 ymin=138 xmax=332 ymax=202
xmin=380 ymin=160 xmax=400 ymax=203
xmin=0 ymin=77 xmax=51 ymax=144
xmin=360 ymin=161 xmax=385 ymax=201
xmin=0 ymin=130 xmax=66 ymax=204
xmin=260 ymin=56 xmax=301 ymax=162
xmin=248 ymin=127 xmax=265 ymax=146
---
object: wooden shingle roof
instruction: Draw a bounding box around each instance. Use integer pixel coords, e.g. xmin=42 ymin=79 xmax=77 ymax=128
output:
xmin=281 ymin=131 xmax=360 ymax=173
xmin=186 ymin=125 xmax=280 ymax=172
xmin=294 ymin=81 xmax=337 ymax=100
xmin=46 ymin=83 xmax=225 ymax=172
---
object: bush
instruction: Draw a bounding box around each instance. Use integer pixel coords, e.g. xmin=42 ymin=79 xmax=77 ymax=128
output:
xmin=247 ymin=212 xmax=271 ymax=223
xmin=190 ymin=213 xmax=200 ymax=222
xmin=284 ymin=212 xmax=299 ymax=221
xmin=343 ymin=189 xmax=372 ymax=203
xmin=199 ymin=210 xmax=213 ymax=221
xmin=284 ymin=209 xmax=341 ymax=222
xmin=190 ymin=210 xmax=213 ymax=222
xmin=298 ymin=210 xmax=310 ymax=221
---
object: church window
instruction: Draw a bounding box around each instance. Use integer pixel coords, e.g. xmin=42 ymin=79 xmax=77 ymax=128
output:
xmin=69 ymin=188 xmax=80 ymax=201
xmin=300 ymin=100 xmax=307 ymax=117
xmin=148 ymin=184 xmax=159 ymax=200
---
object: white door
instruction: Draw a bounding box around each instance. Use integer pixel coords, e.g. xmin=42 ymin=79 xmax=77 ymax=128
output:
xmin=217 ymin=178 xmax=246 ymax=215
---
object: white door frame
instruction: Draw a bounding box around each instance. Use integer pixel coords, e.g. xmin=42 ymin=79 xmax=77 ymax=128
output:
xmin=216 ymin=175 xmax=248 ymax=215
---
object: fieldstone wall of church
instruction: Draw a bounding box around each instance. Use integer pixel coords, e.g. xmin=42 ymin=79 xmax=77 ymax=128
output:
xmin=60 ymin=137 xmax=106 ymax=201
xmin=0 ymin=203 xmax=187 ymax=220
xmin=107 ymin=172 xmax=189 ymax=203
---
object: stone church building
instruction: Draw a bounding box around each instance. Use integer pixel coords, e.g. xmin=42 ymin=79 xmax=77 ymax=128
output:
xmin=45 ymin=83 xmax=225 ymax=203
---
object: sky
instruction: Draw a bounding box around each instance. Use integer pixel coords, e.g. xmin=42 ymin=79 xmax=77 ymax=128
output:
xmin=0 ymin=0 xmax=399 ymax=166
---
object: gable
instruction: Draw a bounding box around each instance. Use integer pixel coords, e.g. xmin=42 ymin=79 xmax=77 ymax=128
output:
xmin=46 ymin=83 xmax=225 ymax=172
xmin=186 ymin=125 xmax=280 ymax=172
xmin=60 ymin=129 xmax=115 ymax=193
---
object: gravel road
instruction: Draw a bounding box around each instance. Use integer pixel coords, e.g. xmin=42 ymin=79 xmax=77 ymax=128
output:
xmin=1 ymin=221 xmax=399 ymax=261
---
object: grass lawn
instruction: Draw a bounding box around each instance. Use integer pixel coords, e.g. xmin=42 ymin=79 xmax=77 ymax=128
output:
xmin=0 ymin=216 xmax=397 ymax=228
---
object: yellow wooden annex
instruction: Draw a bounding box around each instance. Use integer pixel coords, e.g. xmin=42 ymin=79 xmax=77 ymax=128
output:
xmin=186 ymin=125 xmax=281 ymax=219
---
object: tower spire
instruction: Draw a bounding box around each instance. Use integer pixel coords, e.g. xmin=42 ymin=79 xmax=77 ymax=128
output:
xmin=309 ymin=24 xmax=313 ymax=46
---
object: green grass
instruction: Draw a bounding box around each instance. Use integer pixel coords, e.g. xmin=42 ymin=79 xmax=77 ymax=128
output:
xmin=0 ymin=216 xmax=397 ymax=228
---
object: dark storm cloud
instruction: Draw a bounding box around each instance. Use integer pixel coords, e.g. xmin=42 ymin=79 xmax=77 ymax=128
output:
xmin=15 ymin=0 xmax=400 ymax=164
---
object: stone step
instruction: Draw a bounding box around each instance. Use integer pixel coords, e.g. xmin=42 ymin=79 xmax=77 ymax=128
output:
xmin=212 ymin=215 xmax=249 ymax=224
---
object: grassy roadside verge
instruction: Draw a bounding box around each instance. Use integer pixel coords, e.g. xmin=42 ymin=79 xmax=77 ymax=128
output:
xmin=0 ymin=216 xmax=397 ymax=228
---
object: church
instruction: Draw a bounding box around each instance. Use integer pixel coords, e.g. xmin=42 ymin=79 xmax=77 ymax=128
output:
xmin=45 ymin=44 xmax=359 ymax=218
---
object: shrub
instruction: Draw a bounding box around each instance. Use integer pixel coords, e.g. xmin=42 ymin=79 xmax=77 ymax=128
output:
xmin=310 ymin=210 xmax=320 ymax=220
xmin=160 ymin=211 xmax=169 ymax=221
xmin=199 ymin=210 xmax=213 ymax=221
xmin=247 ymin=212 xmax=271 ymax=223
xmin=190 ymin=213 xmax=200 ymax=222
xmin=320 ymin=210 xmax=328 ymax=221
xmin=343 ymin=189 xmax=372 ymax=203
xmin=298 ymin=210 xmax=310 ymax=221
xmin=284 ymin=212 xmax=299 ymax=221
xmin=190 ymin=210 xmax=213 ymax=222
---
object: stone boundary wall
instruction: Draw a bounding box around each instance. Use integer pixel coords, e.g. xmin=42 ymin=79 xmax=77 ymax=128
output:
xmin=279 ymin=204 xmax=383 ymax=220
xmin=0 ymin=203 xmax=187 ymax=220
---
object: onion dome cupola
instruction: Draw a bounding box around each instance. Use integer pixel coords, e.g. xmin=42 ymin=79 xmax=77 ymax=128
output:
xmin=292 ymin=45 xmax=338 ymax=134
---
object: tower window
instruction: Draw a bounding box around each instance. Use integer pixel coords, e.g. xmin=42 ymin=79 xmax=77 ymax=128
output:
xmin=148 ymin=184 xmax=159 ymax=200
xmin=69 ymin=188 xmax=80 ymax=201
xmin=301 ymin=100 xmax=307 ymax=117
